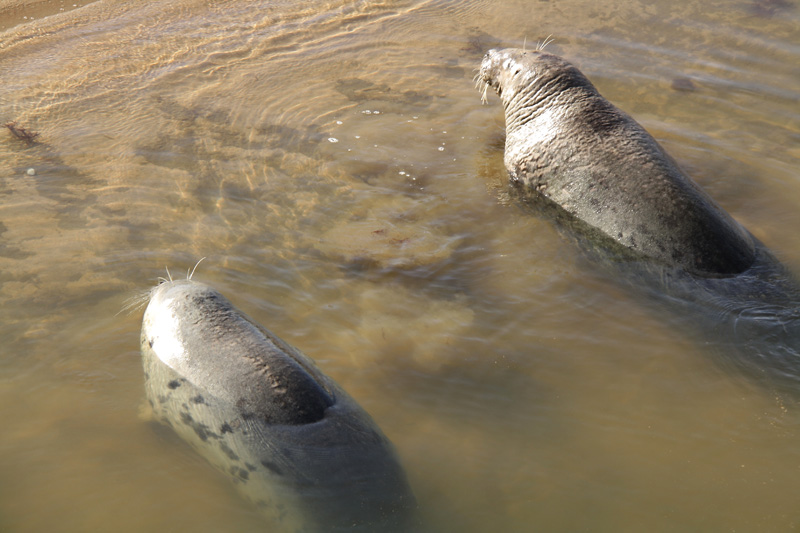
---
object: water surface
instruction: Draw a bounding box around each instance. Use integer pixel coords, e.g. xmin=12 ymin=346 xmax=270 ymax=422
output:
xmin=1 ymin=0 xmax=799 ymax=531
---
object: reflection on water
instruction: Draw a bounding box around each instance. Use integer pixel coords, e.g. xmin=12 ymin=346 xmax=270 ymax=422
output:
xmin=0 ymin=0 xmax=798 ymax=531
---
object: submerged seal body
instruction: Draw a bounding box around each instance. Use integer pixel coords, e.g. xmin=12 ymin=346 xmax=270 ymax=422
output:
xmin=140 ymin=279 xmax=418 ymax=532
xmin=478 ymin=48 xmax=800 ymax=390
xmin=478 ymin=48 xmax=756 ymax=277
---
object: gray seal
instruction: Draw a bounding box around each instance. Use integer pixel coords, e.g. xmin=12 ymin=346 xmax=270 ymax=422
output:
xmin=478 ymin=48 xmax=800 ymax=392
xmin=140 ymin=279 xmax=418 ymax=532
xmin=478 ymin=48 xmax=756 ymax=277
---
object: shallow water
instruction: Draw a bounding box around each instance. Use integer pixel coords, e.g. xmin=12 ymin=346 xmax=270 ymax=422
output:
xmin=0 ymin=0 xmax=799 ymax=531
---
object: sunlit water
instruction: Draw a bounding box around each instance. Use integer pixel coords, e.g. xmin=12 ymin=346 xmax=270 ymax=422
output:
xmin=0 ymin=0 xmax=799 ymax=531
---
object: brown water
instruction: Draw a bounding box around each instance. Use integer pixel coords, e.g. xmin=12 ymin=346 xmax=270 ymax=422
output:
xmin=1 ymin=0 xmax=799 ymax=531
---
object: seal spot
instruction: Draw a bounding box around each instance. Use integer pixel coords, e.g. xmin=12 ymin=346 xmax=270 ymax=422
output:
xmin=220 ymin=422 xmax=234 ymax=434
xmin=220 ymin=442 xmax=239 ymax=461
xmin=192 ymin=423 xmax=215 ymax=442
xmin=167 ymin=379 xmax=181 ymax=389
xmin=190 ymin=395 xmax=205 ymax=404
xmin=228 ymin=465 xmax=249 ymax=482
xmin=260 ymin=459 xmax=284 ymax=476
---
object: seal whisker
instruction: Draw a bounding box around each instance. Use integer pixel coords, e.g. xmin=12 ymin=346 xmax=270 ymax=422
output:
xmin=118 ymin=287 xmax=155 ymax=316
xmin=537 ymin=34 xmax=554 ymax=51
xmin=188 ymin=257 xmax=207 ymax=280
xmin=165 ymin=266 xmax=173 ymax=283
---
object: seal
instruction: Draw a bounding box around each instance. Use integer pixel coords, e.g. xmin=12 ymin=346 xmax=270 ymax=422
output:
xmin=477 ymin=48 xmax=800 ymax=393
xmin=477 ymin=48 xmax=756 ymax=277
xmin=140 ymin=278 xmax=418 ymax=532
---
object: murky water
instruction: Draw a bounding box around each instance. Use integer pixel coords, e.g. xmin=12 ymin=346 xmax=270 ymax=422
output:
xmin=1 ymin=0 xmax=799 ymax=531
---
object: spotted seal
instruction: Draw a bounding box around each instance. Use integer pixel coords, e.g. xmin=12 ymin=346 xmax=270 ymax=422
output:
xmin=140 ymin=279 xmax=418 ymax=532
xmin=477 ymin=47 xmax=756 ymax=277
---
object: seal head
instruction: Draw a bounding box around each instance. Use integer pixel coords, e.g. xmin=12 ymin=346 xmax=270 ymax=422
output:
xmin=142 ymin=279 xmax=334 ymax=425
xmin=479 ymin=48 xmax=756 ymax=277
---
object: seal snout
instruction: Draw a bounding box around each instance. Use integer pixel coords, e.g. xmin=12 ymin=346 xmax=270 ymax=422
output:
xmin=478 ymin=49 xmax=504 ymax=103
xmin=479 ymin=48 xmax=501 ymax=83
xmin=478 ymin=48 xmax=537 ymax=103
